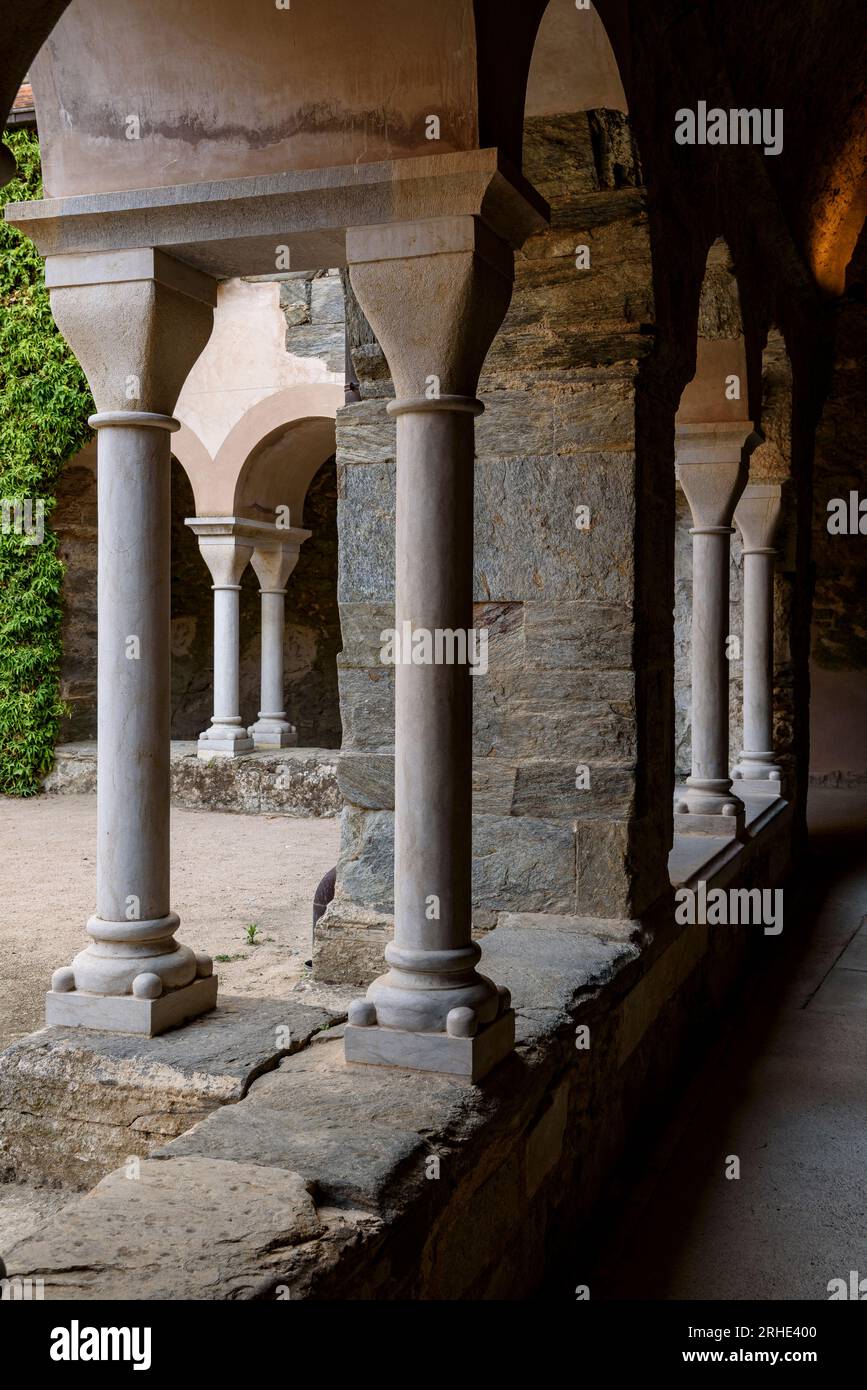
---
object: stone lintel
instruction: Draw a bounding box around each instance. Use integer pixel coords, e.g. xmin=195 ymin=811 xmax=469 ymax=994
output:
xmin=6 ymin=149 xmax=550 ymax=280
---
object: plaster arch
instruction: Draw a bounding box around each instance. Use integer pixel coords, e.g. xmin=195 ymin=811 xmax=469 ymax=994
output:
xmin=172 ymin=383 xmax=341 ymax=525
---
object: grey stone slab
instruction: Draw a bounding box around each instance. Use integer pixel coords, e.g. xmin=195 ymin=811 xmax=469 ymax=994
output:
xmin=523 ymin=600 xmax=633 ymax=670
xmin=0 ymin=995 xmax=340 ymax=1188
xmin=807 ymin=968 xmax=867 ymax=1013
xmin=159 ymin=1038 xmax=470 ymax=1208
xmin=472 ymin=814 xmax=575 ymax=913
xmin=337 ymin=471 xmax=396 ymax=603
xmin=837 ymin=923 xmax=867 ymax=972
xmin=473 ymin=668 xmax=636 ymax=762
xmin=474 ymin=453 xmax=636 ymax=605
xmin=337 ymin=752 xmax=395 ymax=809
xmin=309 ymin=271 xmax=346 ymax=323
xmin=6 ymin=1157 xmax=321 ymax=1301
xmin=337 ymin=666 xmax=394 ymax=750
xmin=512 ymin=761 xmax=635 ymax=818
xmin=481 ymin=924 xmax=638 ymax=1017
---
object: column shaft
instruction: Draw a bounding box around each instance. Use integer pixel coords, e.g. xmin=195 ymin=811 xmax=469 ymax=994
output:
xmin=96 ymin=418 xmax=171 ymax=925
xmin=259 ymin=589 xmax=286 ymax=721
xmin=689 ymin=528 xmax=733 ymax=791
xmin=742 ymin=549 xmax=775 ymax=761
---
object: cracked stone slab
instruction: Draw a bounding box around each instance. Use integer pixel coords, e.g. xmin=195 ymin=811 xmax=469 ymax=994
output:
xmin=159 ymin=1037 xmax=478 ymax=1210
xmin=5 ymin=1156 xmax=326 ymax=1301
xmin=0 ymin=995 xmax=340 ymax=1190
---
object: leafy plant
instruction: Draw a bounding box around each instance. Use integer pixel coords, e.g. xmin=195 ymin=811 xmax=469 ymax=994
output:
xmin=0 ymin=131 xmax=93 ymax=794
xmin=244 ymin=923 xmax=261 ymax=945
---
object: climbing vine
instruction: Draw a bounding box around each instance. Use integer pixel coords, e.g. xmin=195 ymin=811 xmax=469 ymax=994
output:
xmin=0 ymin=130 xmax=93 ymax=794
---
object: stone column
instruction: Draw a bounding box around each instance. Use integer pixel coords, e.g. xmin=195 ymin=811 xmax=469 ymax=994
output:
xmin=44 ymin=248 xmax=218 ymax=1033
xmin=732 ymin=483 xmax=784 ymax=792
xmin=187 ymin=520 xmax=255 ymax=758
xmin=248 ymin=529 xmax=310 ymax=750
xmin=675 ymin=421 xmax=760 ymax=837
xmin=343 ymin=216 xmax=516 ymax=1080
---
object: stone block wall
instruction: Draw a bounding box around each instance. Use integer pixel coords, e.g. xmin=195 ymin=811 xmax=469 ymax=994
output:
xmin=317 ymin=110 xmax=680 ymax=983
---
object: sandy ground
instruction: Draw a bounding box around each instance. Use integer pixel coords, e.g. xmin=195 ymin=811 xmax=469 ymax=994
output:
xmin=0 ymin=794 xmax=348 ymax=1255
xmin=0 ymin=794 xmax=345 ymax=1050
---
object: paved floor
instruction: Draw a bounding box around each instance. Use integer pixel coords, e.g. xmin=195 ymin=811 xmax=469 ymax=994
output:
xmin=0 ymin=794 xmax=342 ymax=1049
xmin=586 ymin=786 xmax=867 ymax=1300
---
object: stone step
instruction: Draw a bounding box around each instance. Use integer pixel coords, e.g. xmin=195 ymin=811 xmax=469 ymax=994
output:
xmin=42 ymin=742 xmax=341 ymax=818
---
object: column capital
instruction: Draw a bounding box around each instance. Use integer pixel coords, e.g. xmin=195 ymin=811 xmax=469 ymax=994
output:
xmin=347 ymin=215 xmax=516 ymax=399
xmin=251 ymin=528 xmax=311 ymax=593
xmin=675 ymin=421 xmax=762 ymax=530
xmin=45 ymin=248 xmax=216 ymax=416
xmin=734 ymin=483 xmax=783 ymax=553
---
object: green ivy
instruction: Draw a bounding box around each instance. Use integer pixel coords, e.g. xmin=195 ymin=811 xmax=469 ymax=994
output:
xmin=0 ymin=130 xmax=93 ymax=794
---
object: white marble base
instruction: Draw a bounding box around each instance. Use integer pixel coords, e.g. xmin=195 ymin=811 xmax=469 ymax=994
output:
xmin=249 ymin=721 xmax=298 ymax=751
xmin=733 ymin=770 xmax=787 ymax=798
xmin=45 ymin=975 xmax=218 ymax=1036
xmin=197 ymin=734 xmax=254 ymax=758
xmin=673 ymin=807 xmax=745 ymax=840
xmin=344 ymin=1009 xmax=515 ymax=1081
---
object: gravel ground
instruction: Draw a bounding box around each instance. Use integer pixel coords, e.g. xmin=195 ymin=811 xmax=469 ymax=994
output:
xmin=0 ymin=793 xmax=345 ymax=1049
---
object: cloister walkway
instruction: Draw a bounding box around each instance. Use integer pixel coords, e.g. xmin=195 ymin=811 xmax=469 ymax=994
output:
xmin=577 ymin=786 xmax=867 ymax=1300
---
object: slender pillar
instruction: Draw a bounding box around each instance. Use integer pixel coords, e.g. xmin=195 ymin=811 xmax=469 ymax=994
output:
xmin=248 ymin=530 xmax=310 ymax=750
xmin=675 ymin=421 xmax=760 ymax=837
xmin=732 ymin=484 xmax=784 ymax=791
xmin=188 ymin=521 xmax=255 ymax=757
xmin=343 ymin=216 xmax=518 ymax=1079
xmin=44 ymin=248 xmax=218 ymax=1032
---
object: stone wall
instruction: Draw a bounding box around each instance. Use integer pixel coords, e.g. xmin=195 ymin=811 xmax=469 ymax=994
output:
xmin=317 ymin=108 xmax=680 ymax=984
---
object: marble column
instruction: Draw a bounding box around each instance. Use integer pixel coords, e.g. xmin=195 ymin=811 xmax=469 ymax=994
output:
xmin=675 ymin=421 xmax=760 ymax=837
xmin=248 ymin=529 xmax=310 ymax=750
xmin=44 ymin=248 xmax=218 ymax=1033
xmin=343 ymin=216 xmax=516 ymax=1080
xmin=188 ymin=520 xmax=255 ymax=758
xmin=732 ymin=483 xmax=784 ymax=792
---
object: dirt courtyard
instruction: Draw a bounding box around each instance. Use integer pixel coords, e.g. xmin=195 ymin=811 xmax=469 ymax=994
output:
xmin=0 ymin=794 xmax=346 ymax=1049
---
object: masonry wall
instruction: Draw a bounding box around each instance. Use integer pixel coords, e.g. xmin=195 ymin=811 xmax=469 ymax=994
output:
xmin=317 ymin=108 xmax=679 ymax=984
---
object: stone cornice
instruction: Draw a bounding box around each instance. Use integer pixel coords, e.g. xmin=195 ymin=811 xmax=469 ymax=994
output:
xmin=6 ymin=149 xmax=550 ymax=280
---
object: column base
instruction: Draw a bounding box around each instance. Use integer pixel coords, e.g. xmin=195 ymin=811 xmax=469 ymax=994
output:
xmin=45 ymin=974 xmax=218 ymax=1036
xmin=732 ymin=763 xmax=786 ymax=797
xmin=345 ymin=1008 xmax=515 ymax=1081
xmin=248 ymin=718 xmax=298 ymax=751
xmin=674 ymin=787 xmax=745 ymax=839
xmin=197 ymin=726 xmax=254 ymax=758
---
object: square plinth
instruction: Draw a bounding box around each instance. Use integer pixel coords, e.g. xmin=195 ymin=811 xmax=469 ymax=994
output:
xmin=344 ymin=1009 xmax=515 ymax=1081
xmin=673 ymin=809 xmax=745 ymax=840
xmin=45 ymin=975 xmax=218 ymax=1036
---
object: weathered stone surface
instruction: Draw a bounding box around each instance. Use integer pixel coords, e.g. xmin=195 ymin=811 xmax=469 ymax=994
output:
xmin=160 ymin=1038 xmax=465 ymax=1209
xmin=523 ymin=600 xmax=633 ymax=670
xmin=7 ymin=1157 xmax=324 ymax=1300
xmin=337 ymin=461 xmax=396 ymax=602
xmin=473 ymin=669 xmax=636 ymax=762
xmin=337 ymin=808 xmax=394 ymax=913
xmin=512 ymin=762 xmax=635 ymax=818
xmin=337 ymin=668 xmax=394 ymax=750
xmin=337 ymin=752 xmax=395 ymax=809
xmin=0 ymin=996 xmax=339 ymax=1188
xmin=575 ymin=819 xmax=632 ymax=918
xmin=44 ymin=743 xmax=342 ymax=818
xmin=312 ymin=899 xmax=393 ymax=986
xmin=472 ymin=815 xmax=575 ymax=914
xmin=474 ymin=454 xmax=636 ymax=604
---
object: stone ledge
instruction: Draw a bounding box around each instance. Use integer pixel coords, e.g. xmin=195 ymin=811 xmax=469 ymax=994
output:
xmin=4 ymin=811 xmax=792 ymax=1299
xmin=0 ymin=995 xmax=341 ymax=1190
xmin=42 ymin=742 xmax=341 ymax=818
